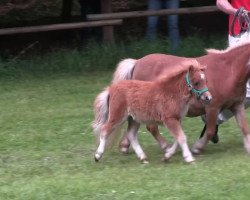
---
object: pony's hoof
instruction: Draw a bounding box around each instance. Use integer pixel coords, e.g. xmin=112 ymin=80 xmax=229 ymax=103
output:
xmin=94 ymin=157 xmax=99 ymax=162
xmin=161 ymin=156 xmax=170 ymax=162
xmin=141 ymin=158 xmax=149 ymax=164
xmin=185 ymin=156 xmax=195 ymax=163
xmin=120 ymin=147 xmax=129 ymax=155
xmin=211 ymin=133 xmax=219 ymax=144
xmin=94 ymin=153 xmax=102 ymax=162
xmin=191 ymin=147 xmax=201 ymax=155
xmin=164 ymin=151 xmax=173 ymax=160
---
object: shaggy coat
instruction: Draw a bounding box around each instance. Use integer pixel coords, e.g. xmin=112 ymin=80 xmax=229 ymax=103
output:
xmin=93 ymin=60 xmax=211 ymax=163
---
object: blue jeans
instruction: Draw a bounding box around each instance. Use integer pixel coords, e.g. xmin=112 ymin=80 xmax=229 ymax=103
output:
xmin=146 ymin=0 xmax=180 ymax=52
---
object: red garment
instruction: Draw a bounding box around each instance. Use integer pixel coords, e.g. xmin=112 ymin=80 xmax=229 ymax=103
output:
xmin=229 ymin=0 xmax=250 ymax=35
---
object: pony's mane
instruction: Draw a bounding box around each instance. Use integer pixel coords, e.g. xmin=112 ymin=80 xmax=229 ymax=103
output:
xmin=156 ymin=59 xmax=204 ymax=82
xmin=206 ymin=36 xmax=250 ymax=55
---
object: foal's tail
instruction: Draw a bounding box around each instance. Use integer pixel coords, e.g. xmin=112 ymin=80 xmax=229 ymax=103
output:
xmin=92 ymin=88 xmax=110 ymax=134
xmin=112 ymin=58 xmax=137 ymax=83
xmin=92 ymin=88 xmax=123 ymax=148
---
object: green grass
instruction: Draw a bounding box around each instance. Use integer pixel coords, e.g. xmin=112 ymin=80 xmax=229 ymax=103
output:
xmin=1 ymin=71 xmax=250 ymax=200
xmin=2 ymin=36 xmax=250 ymax=199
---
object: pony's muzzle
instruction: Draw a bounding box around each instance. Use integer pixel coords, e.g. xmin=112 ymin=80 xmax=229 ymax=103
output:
xmin=201 ymin=92 xmax=212 ymax=104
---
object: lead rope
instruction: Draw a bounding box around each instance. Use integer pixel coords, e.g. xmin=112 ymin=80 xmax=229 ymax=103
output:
xmin=231 ymin=7 xmax=250 ymax=37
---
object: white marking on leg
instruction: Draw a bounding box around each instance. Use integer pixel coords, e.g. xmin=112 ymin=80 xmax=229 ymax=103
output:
xmin=127 ymin=122 xmax=147 ymax=162
xmin=95 ymin=136 xmax=106 ymax=161
xmin=164 ymin=141 xmax=178 ymax=160
xmin=180 ymin=142 xmax=195 ymax=163
xmin=177 ymin=133 xmax=195 ymax=163
xmin=130 ymin=139 xmax=148 ymax=163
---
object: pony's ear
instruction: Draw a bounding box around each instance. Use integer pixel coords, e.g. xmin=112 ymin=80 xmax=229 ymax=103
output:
xmin=181 ymin=59 xmax=197 ymax=71
xmin=188 ymin=64 xmax=195 ymax=72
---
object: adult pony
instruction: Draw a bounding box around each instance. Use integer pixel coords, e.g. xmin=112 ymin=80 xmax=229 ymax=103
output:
xmin=114 ymin=41 xmax=250 ymax=155
xmin=92 ymin=60 xmax=212 ymax=163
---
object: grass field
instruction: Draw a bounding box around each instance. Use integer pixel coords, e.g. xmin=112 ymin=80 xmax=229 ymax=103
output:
xmin=1 ymin=36 xmax=250 ymax=199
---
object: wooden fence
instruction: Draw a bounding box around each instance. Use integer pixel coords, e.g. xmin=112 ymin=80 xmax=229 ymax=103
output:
xmin=87 ymin=6 xmax=218 ymax=21
xmin=0 ymin=6 xmax=219 ymax=42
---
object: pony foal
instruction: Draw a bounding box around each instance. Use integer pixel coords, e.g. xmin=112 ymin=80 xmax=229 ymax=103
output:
xmin=92 ymin=60 xmax=212 ymax=163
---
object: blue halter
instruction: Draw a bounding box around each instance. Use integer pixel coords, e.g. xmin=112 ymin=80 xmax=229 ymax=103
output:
xmin=185 ymin=72 xmax=208 ymax=98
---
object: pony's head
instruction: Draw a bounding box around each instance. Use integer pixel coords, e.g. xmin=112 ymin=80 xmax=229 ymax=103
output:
xmin=185 ymin=60 xmax=212 ymax=104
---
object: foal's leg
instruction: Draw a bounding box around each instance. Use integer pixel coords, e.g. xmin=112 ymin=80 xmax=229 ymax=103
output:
xmin=95 ymin=130 xmax=108 ymax=162
xmin=164 ymin=118 xmax=195 ymax=163
xmin=95 ymin=106 xmax=127 ymax=162
xmin=119 ymin=122 xmax=169 ymax=154
xmin=119 ymin=117 xmax=133 ymax=154
xmin=95 ymin=118 xmax=126 ymax=162
xmin=127 ymin=120 xmax=148 ymax=163
xmin=192 ymin=108 xmax=219 ymax=154
xmin=233 ymin=104 xmax=250 ymax=153
xmin=146 ymin=124 xmax=169 ymax=150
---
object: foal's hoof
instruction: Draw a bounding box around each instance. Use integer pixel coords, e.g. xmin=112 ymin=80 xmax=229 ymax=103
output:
xmin=191 ymin=147 xmax=202 ymax=155
xmin=94 ymin=153 xmax=102 ymax=162
xmin=141 ymin=158 xmax=149 ymax=164
xmin=120 ymin=147 xmax=129 ymax=155
xmin=161 ymin=156 xmax=171 ymax=162
xmin=94 ymin=157 xmax=99 ymax=162
xmin=184 ymin=156 xmax=195 ymax=163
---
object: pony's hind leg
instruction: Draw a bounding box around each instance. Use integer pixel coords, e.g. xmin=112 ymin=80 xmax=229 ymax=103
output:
xmin=164 ymin=118 xmax=195 ymax=163
xmin=95 ymin=133 xmax=107 ymax=162
xmin=95 ymin=117 xmax=126 ymax=162
xmin=127 ymin=120 xmax=148 ymax=163
xmin=119 ymin=117 xmax=133 ymax=154
xmin=119 ymin=122 xmax=169 ymax=154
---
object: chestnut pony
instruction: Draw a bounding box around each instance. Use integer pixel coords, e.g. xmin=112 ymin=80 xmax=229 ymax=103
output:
xmin=114 ymin=41 xmax=250 ymax=155
xmin=92 ymin=60 xmax=211 ymax=163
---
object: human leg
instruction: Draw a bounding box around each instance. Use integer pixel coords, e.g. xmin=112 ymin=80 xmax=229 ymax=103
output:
xmin=164 ymin=0 xmax=180 ymax=52
xmin=146 ymin=0 xmax=161 ymax=40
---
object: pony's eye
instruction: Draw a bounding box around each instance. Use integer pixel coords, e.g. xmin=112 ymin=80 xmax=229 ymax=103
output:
xmin=194 ymin=82 xmax=199 ymax=86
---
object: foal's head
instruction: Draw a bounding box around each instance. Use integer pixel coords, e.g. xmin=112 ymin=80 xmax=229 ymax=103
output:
xmin=185 ymin=60 xmax=212 ymax=104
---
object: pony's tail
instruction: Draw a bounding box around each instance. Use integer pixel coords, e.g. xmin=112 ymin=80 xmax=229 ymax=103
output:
xmin=112 ymin=58 xmax=137 ymax=84
xmin=92 ymin=88 xmax=122 ymax=148
xmin=92 ymin=88 xmax=110 ymax=135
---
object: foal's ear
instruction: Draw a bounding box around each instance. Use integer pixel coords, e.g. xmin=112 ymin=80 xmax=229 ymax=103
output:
xmin=188 ymin=64 xmax=195 ymax=72
xmin=189 ymin=63 xmax=206 ymax=72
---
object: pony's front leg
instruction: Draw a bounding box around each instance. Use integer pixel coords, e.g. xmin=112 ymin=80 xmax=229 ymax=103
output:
xmin=127 ymin=120 xmax=148 ymax=163
xmin=233 ymin=104 xmax=250 ymax=153
xmin=192 ymin=108 xmax=219 ymax=154
xmin=164 ymin=118 xmax=195 ymax=163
